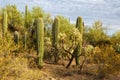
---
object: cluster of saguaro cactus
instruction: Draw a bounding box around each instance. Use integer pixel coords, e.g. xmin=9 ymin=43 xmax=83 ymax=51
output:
xmin=75 ymin=16 xmax=83 ymax=65
xmin=2 ymin=9 xmax=8 ymax=37
xmin=36 ymin=18 xmax=44 ymax=67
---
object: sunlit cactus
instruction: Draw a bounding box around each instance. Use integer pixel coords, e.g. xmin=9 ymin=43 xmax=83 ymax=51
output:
xmin=36 ymin=18 xmax=44 ymax=68
xmin=52 ymin=17 xmax=60 ymax=48
xmin=24 ymin=32 xmax=27 ymax=49
xmin=14 ymin=31 xmax=19 ymax=44
xmin=75 ymin=16 xmax=83 ymax=65
xmin=2 ymin=9 xmax=8 ymax=37
xmin=25 ymin=5 xmax=28 ymax=28
xmin=52 ymin=17 xmax=60 ymax=63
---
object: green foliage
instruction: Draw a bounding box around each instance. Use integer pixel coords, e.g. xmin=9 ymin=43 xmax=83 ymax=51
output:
xmin=111 ymin=31 xmax=120 ymax=53
xmin=32 ymin=7 xmax=44 ymax=19
xmin=84 ymin=21 xmax=109 ymax=46
xmin=112 ymin=31 xmax=120 ymax=43
xmin=2 ymin=9 xmax=8 ymax=37
xmin=58 ymin=32 xmax=67 ymax=43
xmin=31 ymin=7 xmax=52 ymax=37
xmin=69 ymin=28 xmax=82 ymax=42
xmin=56 ymin=16 xmax=74 ymax=48
xmin=36 ymin=18 xmax=44 ymax=67
xmin=1 ymin=4 xmax=120 ymax=79
xmin=75 ymin=16 xmax=83 ymax=65
xmin=32 ymin=6 xmax=53 ymax=26
xmin=6 ymin=4 xmax=23 ymax=30
xmin=93 ymin=45 xmax=120 ymax=77
xmin=56 ymin=16 xmax=73 ymax=37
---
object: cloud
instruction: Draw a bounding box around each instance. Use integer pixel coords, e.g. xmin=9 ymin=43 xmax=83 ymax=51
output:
xmin=0 ymin=0 xmax=120 ymax=34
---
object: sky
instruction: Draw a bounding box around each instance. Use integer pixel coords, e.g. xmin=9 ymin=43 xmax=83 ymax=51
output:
xmin=0 ymin=0 xmax=120 ymax=35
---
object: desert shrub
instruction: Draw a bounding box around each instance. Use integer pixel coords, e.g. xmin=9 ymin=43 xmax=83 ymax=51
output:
xmin=0 ymin=56 xmax=42 ymax=80
xmin=93 ymin=44 xmax=120 ymax=78
xmin=113 ymin=43 xmax=120 ymax=53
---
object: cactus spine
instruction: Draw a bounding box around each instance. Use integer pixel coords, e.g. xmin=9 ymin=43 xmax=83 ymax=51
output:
xmin=2 ymin=9 xmax=7 ymax=37
xmin=75 ymin=16 xmax=83 ymax=65
xmin=52 ymin=17 xmax=60 ymax=48
xmin=36 ymin=18 xmax=44 ymax=67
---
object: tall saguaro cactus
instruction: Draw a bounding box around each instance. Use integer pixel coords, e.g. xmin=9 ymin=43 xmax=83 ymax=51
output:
xmin=52 ymin=17 xmax=60 ymax=63
xmin=52 ymin=17 xmax=60 ymax=48
xmin=2 ymin=9 xmax=7 ymax=37
xmin=36 ymin=18 xmax=44 ymax=67
xmin=25 ymin=5 xmax=28 ymax=28
xmin=75 ymin=16 xmax=83 ymax=65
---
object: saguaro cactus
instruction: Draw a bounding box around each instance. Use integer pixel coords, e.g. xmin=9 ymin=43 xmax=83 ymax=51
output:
xmin=2 ymin=9 xmax=7 ymax=37
xmin=52 ymin=17 xmax=60 ymax=63
xmin=36 ymin=18 xmax=44 ymax=67
xmin=14 ymin=31 xmax=19 ymax=44
xmin=75 ymin=16 xmax=83 ymax=65
xmin=52 ymin=17 xmax=60 ymax=48
xmin=25 ymin=5 xmax=28 ymax=28
xmin=24 ymin=32 xmax=27 ymax=49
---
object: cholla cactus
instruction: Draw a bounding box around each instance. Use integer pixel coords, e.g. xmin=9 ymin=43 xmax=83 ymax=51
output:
xmin=44 ymin=37 xmax=51 ymax=46
xmin=58 ymin=32 xmax=66 ymax=43
xmin=14 ymin=31 xmax=19 ymax=44
xmin=83 ymin=45 xmax=94 ymax=56
xmin=70 ymin=28 xmax=82 ymax=42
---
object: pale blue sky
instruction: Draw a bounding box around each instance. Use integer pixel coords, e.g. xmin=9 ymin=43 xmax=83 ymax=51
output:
xmin=0 ymin=0 xmax=120 ymax=35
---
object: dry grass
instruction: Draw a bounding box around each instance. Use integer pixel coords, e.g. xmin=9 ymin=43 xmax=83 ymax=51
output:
xmin=0 ymin=56 xmax=42 ymax=80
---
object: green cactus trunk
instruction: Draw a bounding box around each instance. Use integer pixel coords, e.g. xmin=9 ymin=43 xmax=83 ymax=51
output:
xmin=25 ymin=5 xmax=28 ymax=28
xmin=75 ymin=16 xmax=83 ymax=65
xmin=14 ymin=31 xmax=19 ymax=44
xmin=24 ymin=32 xmax=27 ymax=49
xmin=36 ymin=18 xmax=44 ymax=68
xmin=52 ymin=17 xmax=60 ymax=48
xmin=2 ymin=9 xmax=7 ymax=37
xmin=52 ymin=17 xmax=60 ymax=63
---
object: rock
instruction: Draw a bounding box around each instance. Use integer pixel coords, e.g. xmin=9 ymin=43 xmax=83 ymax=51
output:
xmin=49 ymin=77 xmax=55 ymax=80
